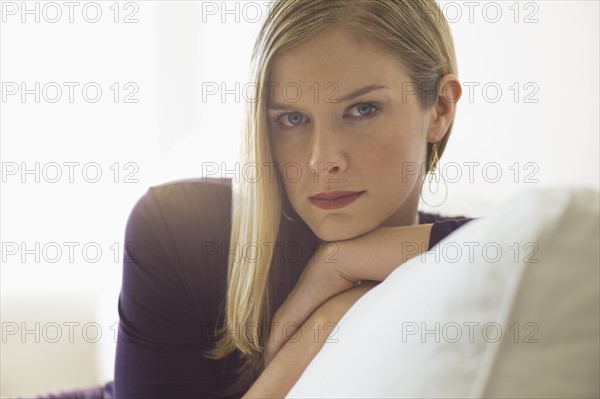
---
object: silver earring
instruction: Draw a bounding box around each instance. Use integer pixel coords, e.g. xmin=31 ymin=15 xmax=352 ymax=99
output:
xmin=420 ymin=142 xmax=448 ymax=207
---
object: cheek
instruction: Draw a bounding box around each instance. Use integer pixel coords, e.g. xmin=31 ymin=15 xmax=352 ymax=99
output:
xmin=364 ymin=137 xmax=422 ymax=186
xmin=271 ymin=144 xmax=303 ymax=200
xmin=271 ymin=136 xmax=296 ymax=168
xmin=270 ymin=139 xmax=287 ymax=176
xmin=365 ymin=134 xmax=416 ymax=165
xmin=272 ymin=139 xmax=312 ymax=189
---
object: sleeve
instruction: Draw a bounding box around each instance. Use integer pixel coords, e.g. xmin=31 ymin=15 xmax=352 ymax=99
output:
xmin=428 ymin=217 xmax=476 ymax=251
xmin=113 ymin=185 xmax=234 ymax=398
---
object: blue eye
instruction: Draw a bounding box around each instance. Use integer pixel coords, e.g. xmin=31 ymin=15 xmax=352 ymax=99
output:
xmin=348 ymin=103 xmax=380 ymax=118
xmin=286 ymin=113 xmax=305 ymax=126
xmin=274 ymin=112 xmax=307 ymax=129
xmin=271 ymin=102 xmax=381 ymax=131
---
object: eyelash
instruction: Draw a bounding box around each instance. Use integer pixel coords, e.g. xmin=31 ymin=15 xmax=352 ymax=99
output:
xmin=271 ymin=102 xmax=382 ymax=130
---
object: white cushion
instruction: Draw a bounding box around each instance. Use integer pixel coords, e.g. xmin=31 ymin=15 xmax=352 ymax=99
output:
xmin=287 ymin=186 xmax=600 ymax=398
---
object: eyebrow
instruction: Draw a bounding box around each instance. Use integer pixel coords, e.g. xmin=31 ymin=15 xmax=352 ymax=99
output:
xmin=266 ymin=84 xmax=388 ymax=110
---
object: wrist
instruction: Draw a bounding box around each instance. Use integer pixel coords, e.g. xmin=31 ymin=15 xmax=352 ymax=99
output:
xmin=311 ymin=241 xmax=361 ymax=298
xmin=324 ymin=239 xmax=361 ymax=283
xmin=338 ymin=224 xmax=434 ymax=282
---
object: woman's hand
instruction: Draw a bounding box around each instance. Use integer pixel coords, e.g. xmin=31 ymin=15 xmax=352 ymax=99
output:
xmin=263 ymin=241 xmax=361 ymax=368
xmin=262 ymin=223 xmax=433 ymax=367
xmin=245 ymin=281 xmax=380 ymax=399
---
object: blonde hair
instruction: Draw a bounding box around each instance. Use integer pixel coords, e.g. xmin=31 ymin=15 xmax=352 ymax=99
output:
xmin=204 ymin=0 xmax=458 ymax=396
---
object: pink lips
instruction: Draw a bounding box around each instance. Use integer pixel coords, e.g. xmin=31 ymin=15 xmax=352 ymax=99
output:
xmin=309 ymin=191 xmax=365 ymax=210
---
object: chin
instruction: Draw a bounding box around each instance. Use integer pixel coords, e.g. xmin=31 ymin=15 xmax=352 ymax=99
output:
xmin=314 ymin=224 xmax=371 ymax=244
xmin=325 ymin=233 xmax=349 ymax=243
xmin=305 ymin=210 xmax=381 ymax=242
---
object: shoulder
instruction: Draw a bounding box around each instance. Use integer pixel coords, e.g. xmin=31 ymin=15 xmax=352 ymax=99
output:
xmin=125 ymin=175 xmax=234 ymax=283
xmin=128 ymin=177 xmax=233 ymax=239
xmin=122 ymin=177 xmax=234 ymax=321
xmin=149 ymin=176 xmax=233 ymax=196
xmin=139 ymin=176 xmax=232 ymax=217
xmin=125 ymin=178 xmax=231 ymax=294
xmin=116 ymin=178 xmax=240 ymax=396
xmin=418 ymin=210 xmax=478 ymax=250
xmin=418 ymin=210 xmax=472 ymax=224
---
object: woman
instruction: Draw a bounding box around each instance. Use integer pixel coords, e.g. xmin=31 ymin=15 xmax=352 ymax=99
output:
xmin=113 ymin=0 xmax=472 ymax=398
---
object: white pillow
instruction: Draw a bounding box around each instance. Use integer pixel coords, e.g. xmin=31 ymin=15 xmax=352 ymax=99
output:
xmin=287 ymin=186 xmax=600 ymax=398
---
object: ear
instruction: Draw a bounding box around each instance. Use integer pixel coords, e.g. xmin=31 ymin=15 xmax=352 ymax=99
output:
xmin=426 ymin=74 xmax=462 ymax=143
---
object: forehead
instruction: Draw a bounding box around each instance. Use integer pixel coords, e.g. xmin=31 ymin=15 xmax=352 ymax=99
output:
xmin=268 ymin=29 xmax=410 ymax=101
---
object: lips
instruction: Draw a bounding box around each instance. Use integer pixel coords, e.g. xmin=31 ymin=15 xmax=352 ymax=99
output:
xmin=309 ymin=191 xmax=365 ymax=210
xmin=310 ymin=191 xmax=364 ymax=200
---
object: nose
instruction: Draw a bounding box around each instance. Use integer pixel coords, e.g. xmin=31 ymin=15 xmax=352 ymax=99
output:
xmin=308 ymin=128 xmax=347 ymax=179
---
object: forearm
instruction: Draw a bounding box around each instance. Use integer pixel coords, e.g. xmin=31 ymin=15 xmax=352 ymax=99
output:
xmin=242 ymin=313 xmax=328 ymax=399
xmin=243 ymin=281 xmax=379 ymax=399
xmin=338 ymin=223 xmax=433 ymax=282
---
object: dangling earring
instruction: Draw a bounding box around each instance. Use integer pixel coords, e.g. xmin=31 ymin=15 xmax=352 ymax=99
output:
xmin=420 ymin=141 xmax=448 ymax=207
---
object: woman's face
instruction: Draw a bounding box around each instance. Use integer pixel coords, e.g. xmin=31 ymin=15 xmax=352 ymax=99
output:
xmin=267 ymin=27 xmax=457 ymax=242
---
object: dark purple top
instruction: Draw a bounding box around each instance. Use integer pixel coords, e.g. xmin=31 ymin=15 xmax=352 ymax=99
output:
xmin=34 ymin=177 xmax=474 ymax=399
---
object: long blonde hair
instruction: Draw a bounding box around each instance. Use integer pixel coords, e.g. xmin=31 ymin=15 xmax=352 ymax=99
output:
xmin=204 ymin=0 xmax=458 ymax=396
